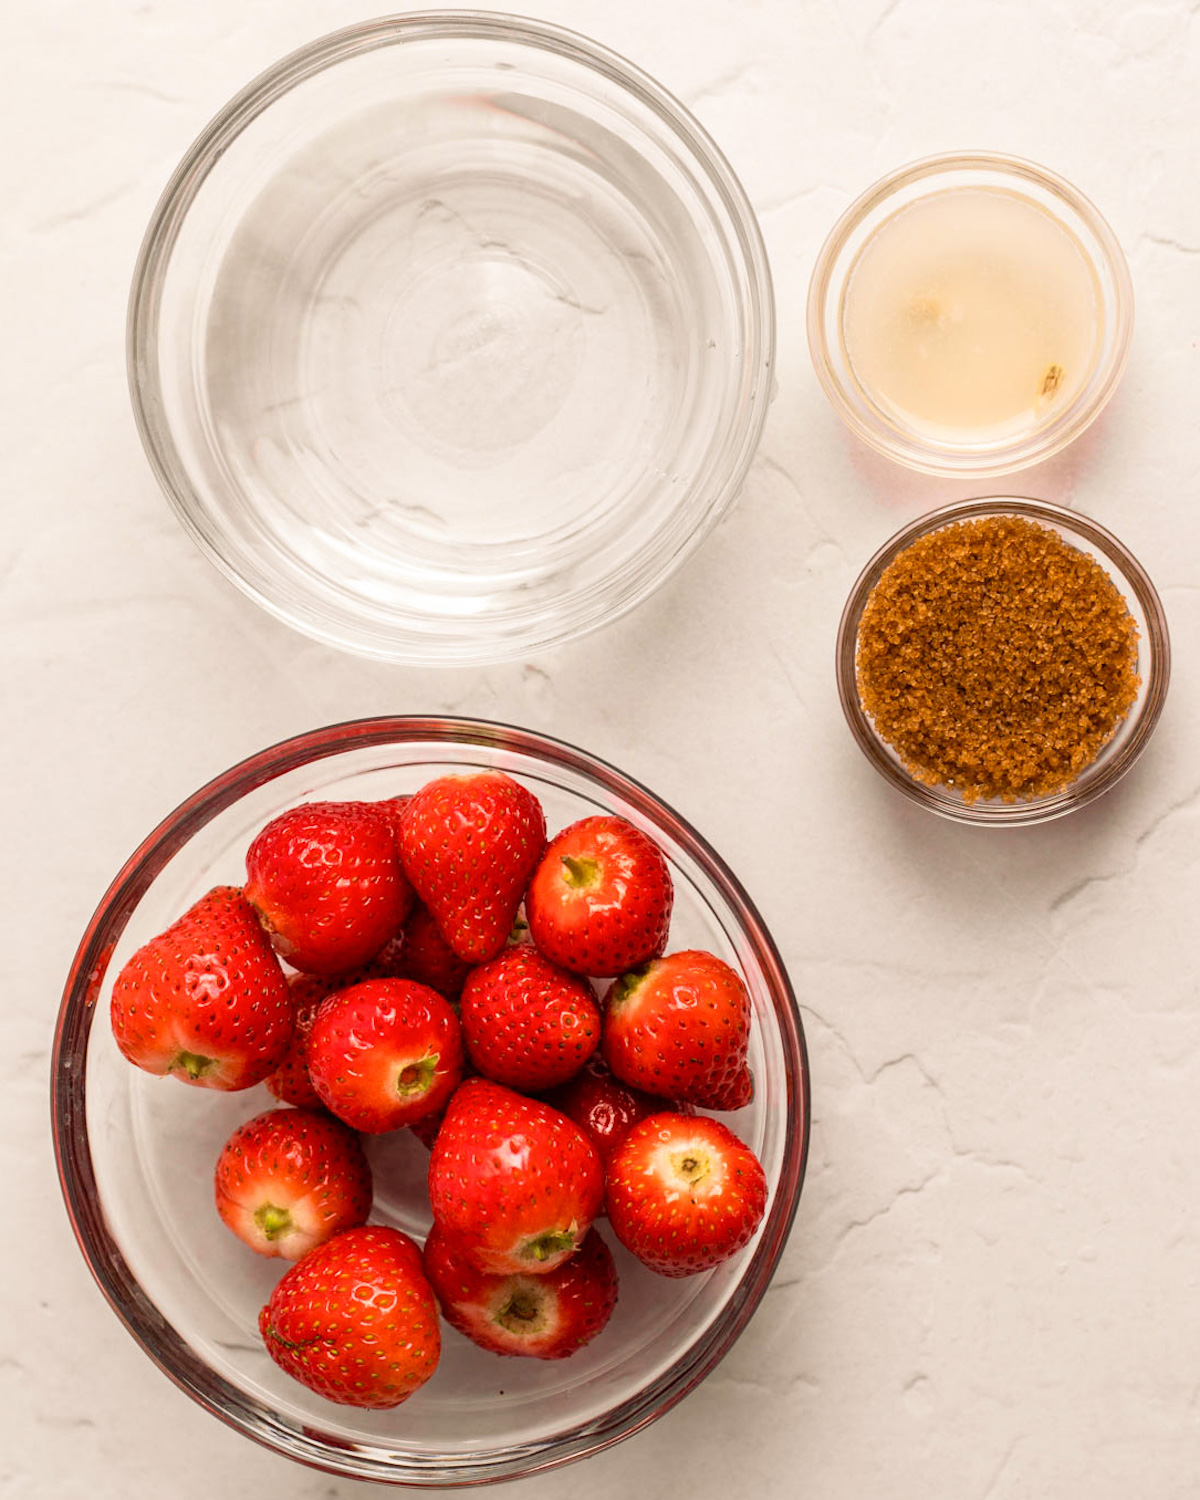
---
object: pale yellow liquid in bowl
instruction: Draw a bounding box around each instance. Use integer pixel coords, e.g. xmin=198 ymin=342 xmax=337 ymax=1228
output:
xmin=840 ymin=187 xmax=1103 ymax=446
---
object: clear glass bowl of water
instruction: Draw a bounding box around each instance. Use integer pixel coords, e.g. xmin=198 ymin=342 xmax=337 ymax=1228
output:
xmin=128 ymin=14 xmax=775 ymax=664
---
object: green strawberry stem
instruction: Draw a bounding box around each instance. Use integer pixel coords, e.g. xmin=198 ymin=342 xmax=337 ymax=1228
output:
xmin=497 ymin=1288 xmax=545 ymax=1334
xmin=560 ymin=855 xmax=599 ymax=889
xmin=607 ymin=967 xmax=647 ymax=1009
xmin=254 ymin=1203 xmax=293 ymax=1241
xmin=520 ymin=1228 xmax=576 ymax=1263
xmin=397 ymin=1053 xmax=438 ymax=1099
xmin=169 ymin=1050 xmax=217 ymax=1080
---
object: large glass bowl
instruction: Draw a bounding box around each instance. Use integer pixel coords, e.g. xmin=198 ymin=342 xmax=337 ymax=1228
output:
xmin=127 ymin=13 xmax=775 ymax=665
xmin=52 ymin=718 xmax=809 ymax=1485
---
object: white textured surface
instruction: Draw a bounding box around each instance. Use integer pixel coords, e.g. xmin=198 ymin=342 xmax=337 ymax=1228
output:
xmin=5 ymin=1 xmax=1200 ymax=1496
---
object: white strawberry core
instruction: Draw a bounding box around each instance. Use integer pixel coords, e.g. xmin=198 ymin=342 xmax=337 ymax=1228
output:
xmin=226 ymin=1190 xmax=329 ymax=1260
xmin=491 ymin=1280 xmax=552 ymax=1339
xmin=670 ymin=1147 xmax=712 ymax=1187
xmin=648 ymin=1130 xmax=728 ymax=1202
xmin=159 ymin=1010 xmax=240 ymax=1088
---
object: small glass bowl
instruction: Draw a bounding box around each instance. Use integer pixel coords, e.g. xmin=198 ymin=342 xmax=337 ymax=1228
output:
xmin=52 ymin=717 xmax=809 ymax=1485
xmin=128 ymin=13 xmax=775 ymax=666
xmin=807 ymin=153 xmax=1133 ymax=478
xmin=835 ymin=497 xmax=1170 ymax=825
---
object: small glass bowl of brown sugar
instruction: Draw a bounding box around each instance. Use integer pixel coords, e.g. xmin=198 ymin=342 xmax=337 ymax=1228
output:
xmin=836 ymin=497 xmax=1169 ymax=824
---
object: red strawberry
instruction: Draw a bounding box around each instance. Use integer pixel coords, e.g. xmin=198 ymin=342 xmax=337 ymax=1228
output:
xmin=525 ymin=816 xmax=673 ymax=977
xmin=109 ymin=886 xmax=293 ymax=1090
xmin=373 ymin=793 xmax=411 ymax=837
xmin=245 ymin=801 xmax=414 ymax=976
xmin=395 ymin=902 xmax=472 ymax=1002
xmin=265 ymin=943 xmax=411 ymax=1109
xmin=459 ymin=944 xmax=601 ymax=1092
xmin=259 ymin=1225 xmax=440 ymax=1408
xmin=214 ymin=1107 xmax=372 ymax=1260
xmin=397 ymin=772 xmax=546 ymax=964
xmin=423 ymin=1223 xmax=618 ymax=1360
xmin=265 ymin=973 xmax=329 ymax=1109
xmin=602 ymin=949 xmax=753 ymax=1110
xmin=606 ymin=1113 xmax=768 ymax=1277
xmin=428 ymin=1079 xmax=603 ymax=1275
xmin=543 ymin=1054 xmax=692 ymax=1178
xmin=307 ymin=977 xmax=463 ymax=1133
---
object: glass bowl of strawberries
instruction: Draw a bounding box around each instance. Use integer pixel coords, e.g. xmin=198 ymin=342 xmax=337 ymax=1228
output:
xmin=53 ymin=717 xmax=809 ymax=1485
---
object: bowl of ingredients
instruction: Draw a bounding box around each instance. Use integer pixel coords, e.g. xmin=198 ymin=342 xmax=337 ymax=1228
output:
xmin=53 ymin=718 xmax=809 ymax=1484
xmin=835 ymin=497 xmax=1169 ymax=824
xmin=128 ymin=13 xmax=775 ymax=665
xmin=807 ymin=153 xmax=1133 ymax=477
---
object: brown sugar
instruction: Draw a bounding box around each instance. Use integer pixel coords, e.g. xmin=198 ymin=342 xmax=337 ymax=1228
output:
xmin=855 ymin=515 xmax=1141 ymax=803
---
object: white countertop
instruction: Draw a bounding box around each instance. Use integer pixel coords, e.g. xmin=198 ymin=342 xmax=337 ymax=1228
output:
xmin=6 ymin=1 xmax=1200 ymax=1496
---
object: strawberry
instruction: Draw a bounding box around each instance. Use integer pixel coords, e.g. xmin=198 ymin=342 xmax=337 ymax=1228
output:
xmin=306 ymin=977 xmax=463 ymax=1133
xmin=525 ymin=816 xmax=673 ymax=977
xmin=423 ymin=1223 xmax=618 ymax=1360
xmin=543 ymin=1054 xmax=692 ymax=1178
xmin=109 ymin=886 xmax=293 ymax=1090
xmin=459 ymin=944 xmax=601 ymax=1092
xmin=265 ymin=943 xmax=410 ymax=1109
xmin=259 ymin=1225 xmax=440 ymax=1408
xmin=606 ymin=1113 xmax=768 ymax=1277
xmin=602 ymin=949 xmax=754 ymax=1110
xmin=245 ymin=801 xmax=414 ymax=976
xmin=397 ymin=772 xmax=546 ymax=964
xmin=373 ymin=793 xmax=411 ymax=837
xmin=428 ymin=1079 xmax=604 ymax=1275
xmin=214 ymin=1107 xmax=371 ymax=1260
xmin=265 ymin=973 xmax=329 ymax=1109
xmin=395 ymin=902 xmax=472 ymax=1002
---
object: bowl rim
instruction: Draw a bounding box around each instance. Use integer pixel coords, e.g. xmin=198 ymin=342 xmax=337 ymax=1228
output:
xmin=126 ymin=11 xmax=777 ymax=667
xmin=51 ymin=715 xmax=810 ymax=1485
xmin=834 ymin=497 xmax=1171 ymax=825
xmin=806 ymin=150 xmax=1134 ymax=479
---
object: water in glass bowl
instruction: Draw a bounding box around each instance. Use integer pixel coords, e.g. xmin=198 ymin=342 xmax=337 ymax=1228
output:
xmin=136 ymin=23 xmax=771 ymax=662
